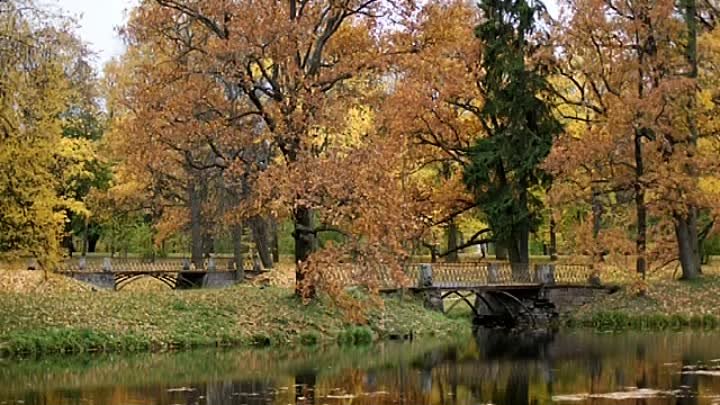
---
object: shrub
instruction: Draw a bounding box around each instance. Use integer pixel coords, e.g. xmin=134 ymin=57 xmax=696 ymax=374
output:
xmin=300 ymin=332 xmax=319 ymax=346
xmin=249 ymin=333 xmax=272 ymax=347
xmin=337 ymin=326 xmax=373 ymax=345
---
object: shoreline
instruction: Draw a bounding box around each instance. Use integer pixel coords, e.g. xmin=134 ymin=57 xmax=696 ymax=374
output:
xmin=0 ymin=285 xmax=471 ymax=358
xmin=4 ymin=272 xmax=720 ymax=357
xmin=562 ymin=274 xmax=720 ymax=331
xmin=564 ymin=311 xmax=720 ymax=331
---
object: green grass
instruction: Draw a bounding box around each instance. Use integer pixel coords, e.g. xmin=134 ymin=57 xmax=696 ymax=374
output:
xmin=566 ymin=274 xmax=720 ymax=331
xmin=337 ymin=326 xmax=374 ymax=345
xmin=0 ymin=286 xmax=470 ymax=357
xmin=566 ymin=311 xmax=720 ymax=331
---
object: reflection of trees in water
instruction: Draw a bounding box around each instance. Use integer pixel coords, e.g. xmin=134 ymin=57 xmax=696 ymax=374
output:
xmin=295 ymin=369 xmax=316 ymax=405
xmin=506 ymin=366 xmax=530 ymax=405
xmin=473 ymin=328 xmax=555 ymax=361
xmin=205 ymin=380 xmax=275 ymax=405
xmin=9 ymin=332 xmax=720 ymax=405
xmin=676 ymin=356 xmax=699 ymax=405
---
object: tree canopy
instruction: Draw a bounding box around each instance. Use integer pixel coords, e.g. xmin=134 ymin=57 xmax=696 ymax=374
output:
xmin=1 ymin=0 xmax=720 ymax=294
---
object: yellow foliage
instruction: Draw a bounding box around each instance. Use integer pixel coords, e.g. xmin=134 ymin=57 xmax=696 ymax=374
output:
xmin=0 ymin=2 xmax=92 ymax=263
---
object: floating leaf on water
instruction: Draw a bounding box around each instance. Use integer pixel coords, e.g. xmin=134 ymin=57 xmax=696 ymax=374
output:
xmin=361 ymin=391 xmax=389 ymax=396
xmin=167 ymin=387 xmax=196 ymax=393
xmin=552 ymin=394 xmax=589 ymax=402
xmin=681 ymin=370 xmax=720 ymax=376
xmin=553 ymin=388 xmax=676 ymax=401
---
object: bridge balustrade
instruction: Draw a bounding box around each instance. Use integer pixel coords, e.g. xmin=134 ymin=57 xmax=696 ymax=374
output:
xmin=55 ymin=257 xmax=256 ymax=273
xmin=403 ymin=262 xmax=596 ymax=288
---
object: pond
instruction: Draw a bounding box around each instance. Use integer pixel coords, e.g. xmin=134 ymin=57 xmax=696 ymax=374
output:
xmin=2 ymin=330 xmax=720 ymax=405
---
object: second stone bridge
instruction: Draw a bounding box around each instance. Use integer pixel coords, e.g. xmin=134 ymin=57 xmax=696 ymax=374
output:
xmin=402 ymin=262 xmax=615 ymax=328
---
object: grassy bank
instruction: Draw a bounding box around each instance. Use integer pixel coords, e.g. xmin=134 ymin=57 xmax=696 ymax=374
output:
xmin=566 ymin=274 xmax=720 ymax=330
xmin=0 ymin=282 xmax=469 ymax=357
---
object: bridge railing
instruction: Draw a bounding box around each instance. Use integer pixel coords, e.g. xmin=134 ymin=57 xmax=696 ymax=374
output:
xmin=55 ymin=257 xmax=256 ymax=273
xmin=404 ymin=262 xmax=597 ymax=288
xmin=322 ymin=262 xmax=598 ymax=290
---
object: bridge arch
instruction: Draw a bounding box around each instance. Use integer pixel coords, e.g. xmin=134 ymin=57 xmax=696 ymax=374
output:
xmin=442 ymin=290 xmax=541 ymax=328
xmin=442 ymin=290 xmax=481 ymax=317
xmin=115 ymin=273 xmax=199 ymax=291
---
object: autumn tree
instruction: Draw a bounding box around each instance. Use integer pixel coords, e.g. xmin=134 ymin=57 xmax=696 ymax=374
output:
xmin=546 ymin=0 xmax=720 ymax=279
xmin=123 ymin=0 xmax=420 ymax=297
xmin=0 ymin=1 xmax=95 ymax=265
xmin=59 ymin=33 xmax=111 ymax=257
xmin=382 ymin=2 xmax=498 ymax=263
xmin=385 ymin=0 xmax=559 ymax=270
xmin=103 ymin=43 xmax=232 ymax=267
xmin=670 ymin=0 xmax=720 ymax=278
xmin=105 ymin=14 xmax=281 ymax=272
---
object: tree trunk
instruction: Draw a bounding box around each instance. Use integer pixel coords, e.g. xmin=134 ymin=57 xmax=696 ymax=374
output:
xmin=250 ymin=216 xmax=274 ymax=269
xmin=508 ymin=188 xmax=531 ymax=281
xmin=270 ymin=217 xmax=280 ymax=263
xmin=232 ymin=223 xmax=245 ymax=281
xmin=202 ymin=231 xmax=214 ymax=258
xmin=81 ymin=220 xmax=88 ymax=257
xmin=446 ymin=220 xmax=460 ymax=262
xmin=675 ymin=0 xmax=703 ymax=279
xmin=87 ymin=228 xmax=100 ymax=253
xmin=590 ymin=188 xmax=605 ymax=267
xmin=508 ymin=225 xmax=530 ymax=282
xmin=430 ymin=245 xmax=439 ymax=263
xmin=676 ymin=212 xmax=701 ymax=280
xmin=294 ymin=206 xmax=316 ymax=297
xmin=689 ymin=208 xmax=702 ymax=273
xmin=63 ymin=234 xmax=74 ymax=258
xmin=549 ymin=217 xmax=558 ymax=261
xmin=494 ymin=243 xmax=508 ymax=260
xmin=634 ymin=131 xmax=647 ymax=279
xmin=591 ymin=189 xmax=603 ymax=238
xmin=189 ymin=181 xmax=204 ymax=268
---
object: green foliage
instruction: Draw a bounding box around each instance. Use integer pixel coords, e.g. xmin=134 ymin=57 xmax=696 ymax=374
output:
xmin=463 ymin=0 xmax=561 ymax=256
xmin=278 ymin=220 xmax=295 ymax=255
xmin=300 ymin=332 xmax=319 ymax=346
xmin=337 ymin=326 xmax=374 ymax=346
xmin=128 ymin=222 xmax=157 ymax=260
xmin=702 ymin=235 xmax=720 ymax=257
xmin=99 ymin=216 xmax=165 ymax=258
xmin=570 ymin=311 xmax=719 ymax=331
xmin=704 ymin=314 xmax=719 ymax=329
xmin=0 ymin=328 xmax=154 ymax=356
xmin=0 ymin=6 xmax=80 ymax=261
xmin=249 ymin=333 xmax=272 ymax=347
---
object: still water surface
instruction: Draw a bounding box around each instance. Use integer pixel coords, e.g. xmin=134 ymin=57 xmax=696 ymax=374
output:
xmin=2 ymin=330 xmax=720 ymax=405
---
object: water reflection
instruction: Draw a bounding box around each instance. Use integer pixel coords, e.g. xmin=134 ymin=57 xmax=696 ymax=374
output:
xmin=2 ymin=331 xmax=720 ymax=405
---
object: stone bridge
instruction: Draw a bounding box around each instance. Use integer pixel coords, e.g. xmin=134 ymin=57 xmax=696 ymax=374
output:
xmin=400 ymin=262 xmax=616 ymax=328
xmin=55 ymin=257 xmax=261 ymax=290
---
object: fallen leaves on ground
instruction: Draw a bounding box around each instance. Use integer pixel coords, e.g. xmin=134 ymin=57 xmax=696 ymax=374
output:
xmin=0 ymin=270 xmax=89 ymax=293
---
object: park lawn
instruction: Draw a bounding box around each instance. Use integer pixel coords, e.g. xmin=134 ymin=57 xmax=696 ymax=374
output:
xmin=0 ymin=280 xmax=469 ymax=356
xmin=567 ymin=274 xmax=720 ymax=329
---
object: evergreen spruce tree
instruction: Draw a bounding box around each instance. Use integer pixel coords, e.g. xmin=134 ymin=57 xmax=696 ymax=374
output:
xmin=464 ymin=0 xmax=561 ymax=276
